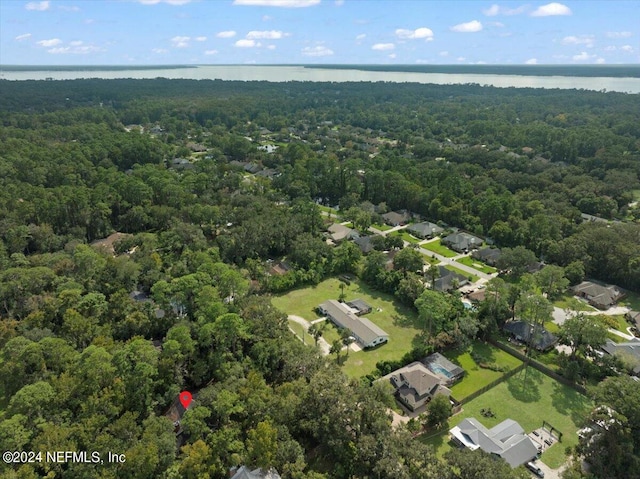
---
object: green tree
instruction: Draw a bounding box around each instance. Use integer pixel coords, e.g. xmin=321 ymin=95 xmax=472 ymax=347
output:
xmin=497 ymin=246 xmax=537 ymax=278
xmin=308 ymin=323 xmax=323 ymax=347
xmin=393 ymin=247 xmax=423 ymax=274
xmin=535 ymin=265 xmax=569 ymax=299
xmin=424 ymin=394 xmax=452 ymax=429
xmin=558 ymin=313 xmax=608 ymax=359
xmin=445 ymin=449 xmax=530 ymax=479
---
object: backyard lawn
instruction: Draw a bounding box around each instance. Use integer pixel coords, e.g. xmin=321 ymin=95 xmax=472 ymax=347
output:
xmin=421 ymin=369 xmax=593 ymax=468
xmin=272 ymin=277 xmax=423 ymax=377
xmin=445 ymin=342 xmax=523 ymax=400
xmin=421 ymin=239 xmax=457 ymax=258
xmin=552 ymin=294 xmax=596 ymax=312
xmin=620 ymin=291 xmax=640 ymax=311
xmin=456 ymin=256 xmax=497 ymax=274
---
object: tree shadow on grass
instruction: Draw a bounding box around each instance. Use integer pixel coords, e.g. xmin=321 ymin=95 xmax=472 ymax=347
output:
xmin=550 ymin=380 xmax=592 ymax=425
xmin=471 ymin=341 xmax=497 ymax=363
xmin=507 ymin=367 xmax=543 ymax=403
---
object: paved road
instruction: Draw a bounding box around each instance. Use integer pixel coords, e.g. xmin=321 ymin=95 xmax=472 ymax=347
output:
xmin=288 ymin=315 xmax=331 ymax=355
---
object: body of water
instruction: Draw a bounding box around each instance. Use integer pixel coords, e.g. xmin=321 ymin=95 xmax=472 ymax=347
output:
xmin=2 ymin=65 xmax=640 ymax=93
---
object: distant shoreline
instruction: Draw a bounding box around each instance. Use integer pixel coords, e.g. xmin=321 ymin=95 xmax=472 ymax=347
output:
xmin=1 ymin=64 xmax=639 ymax=78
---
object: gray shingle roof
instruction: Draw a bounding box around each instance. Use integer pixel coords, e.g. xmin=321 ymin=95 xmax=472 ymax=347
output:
xmin=318 ymin=300 xmax=388 ymax=346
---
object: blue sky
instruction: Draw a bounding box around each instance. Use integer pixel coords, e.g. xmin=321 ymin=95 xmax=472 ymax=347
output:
xmin=1 ymin=0 xmax=638 ymax=65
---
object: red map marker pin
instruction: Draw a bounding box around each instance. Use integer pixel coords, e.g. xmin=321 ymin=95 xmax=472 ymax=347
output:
xmin=179 ymin=391 xmax=192 ymax=409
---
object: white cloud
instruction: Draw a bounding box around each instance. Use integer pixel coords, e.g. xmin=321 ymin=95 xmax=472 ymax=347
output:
xmin=388 ymin=53 xmax=396 ymax=59
xmin=572 ymin=51 xmax=592 ymax=61
xmin=439 ymin=50 xmax=449 ymax=57
xmin=335 ymin=0 xmax=344 ymax=5
xmin=457 ymin=56 xmax=466 ymax=62
xmin=246 ymin=30 xmax=287 ymax=39
xmin=267 ymin=44 xmax=276 ymax=50
xmin=488 ymin=21 xmax=505 ymax=27
xmin=372 ymin=43 xmax=395 ymax=51
xmin=15 ymin=33 xmax=32 ymax=41
xmin=356 ymin=33 xmax=366 ymax=40
xmin=603 ymin=45 xmax=617 ymax=52
xmin=621 ymin=45 xmax=634 ymax=52
xmin=37 ymin=38 xmax=62 ymax=47
xmin=301 ymin=45 xmax=334 ymax=56
xmin=233 ymin=0 xmax=320 ymax=6
xmin=530 ymin=3 xmax=571 ymax=16
xmin=483 ymin=4 xmax=528 ymax=16
xmin=525 ymin=58 xmax=537 ymax=64
xmin=152 ymin=48 xmax=169 ymax=54
xmin=25 ymin=1 xmax=49 ymax=11
xmin=195 ymin=36 xmax=207 ymax=42
xmin=171 ymin=36 xmax=190 ymax=48
xmin=204 ymin=49 xmax=218 ymax=55
xmin=216 ymin=31 xmax=237 ymax=38
xmin=595 ymin=57 xmax=605 ymax=64
xmin=395 ymin=27 xmax=434 ymax=40
xmin=450 ymin=20 xmax=483 ymax=33
xmin=562 ymin=35 xmax=594 ymax=47
xmin=606 ymin=31 xmax=632 ymax=38
xmin=262 ymin=15 xmax=273 ymax=21
xmin=48 ymin=44 xmax=104 ymax=54
xmin=235 ymin=39 xmax=260 ymax=47
xmin=483 ymin=4 xmax=500 ymax=16
xmin=138 ymin=0 xmax=192 ymax=4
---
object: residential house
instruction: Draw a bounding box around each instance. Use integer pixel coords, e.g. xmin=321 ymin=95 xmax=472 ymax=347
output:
xmin=503 ymin=321 xmax=557 ymax=351
xmin=170 ymin=158 xmax=194 ymax=170
xmin=407 ymin=221 xmax=443 ymax=239
xmin=625 ymin=311 xmax=640 ymax=331
xmin=441 ymin=232 xmax=483 ymax=253
xmin=580 ymin=213 xmax=608 ymax=224
xmin=327 ymin=223 xmax=356 ymax=243
xmin=318 ymin=300 xmax=388 ymax=348
xmin=243 ymin=163 xmax=263 ymax=174
xmin=381 ymin=210 xmax=412 ymax=227
xmin=187 ymin=142 xmax=207 ymax=152
xmin=255 ymin=168 xmax=279 ymax=179
xmin=573 ymin=281 xmax=624 ymax=310
xmin=422 ymin=352 xmax=465 ymax=386
xmin=433 ymin=265 xmax=469 ymax=292
xmin=382 ymin=361 xmax=451 ymax=412
xmin=450 ymin=418 xmax=539 ymax=468
xmin=472 ymin=247 xmax=502 ymax=266
xmin=354 ymin=235 xmax=376 ymax=254
xmin=268 ymin=261 xmax=291 ymax=276
xmin=602 ymin=339 xmax=640 ymax=375
xmin=230 ymin=466 xmax=281 ymax=479
xmin=257 ymin=144 xmax=278 ymax=154
xmin=346 ymin=299 xmax=372 ymax=315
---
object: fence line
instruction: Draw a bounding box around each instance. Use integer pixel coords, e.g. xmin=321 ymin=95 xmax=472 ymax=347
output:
xmin=487 ymin=338 xmax=587 ymax=395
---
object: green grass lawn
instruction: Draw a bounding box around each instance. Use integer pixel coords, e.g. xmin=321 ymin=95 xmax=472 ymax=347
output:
xmin=443 ymin=265 xmax=480 ymax=283
xmin=421 ymin=369 xmax=593 ymax=468
xmin=620 ymin=291 xmax=640 ymax=311
xmin=456 ymin=256 xmax=497 ymax=274
xmin=388 ymin=230 xmax=421 ymax=244
xmin=552 ymin=294 xmax=596 ymax=312
xmin=421 ymin=253 xmax=440 ymax=265
xmin=445 ymin=342 xmax=523 ymax=400
xmin=271 ymin=277 xmax=423 ymax=378
xmin=371 ymin=222 xmax=393 ymax=232
xmin=421 ymin=239 xmax=457 ymax=258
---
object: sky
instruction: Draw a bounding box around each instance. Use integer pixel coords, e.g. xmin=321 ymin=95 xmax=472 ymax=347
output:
xmin=1 ymin=0 xmax=639 ymax=65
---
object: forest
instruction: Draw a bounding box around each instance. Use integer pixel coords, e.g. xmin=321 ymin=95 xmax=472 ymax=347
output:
xmin=0 ymin=78 xmax=639 ymax=479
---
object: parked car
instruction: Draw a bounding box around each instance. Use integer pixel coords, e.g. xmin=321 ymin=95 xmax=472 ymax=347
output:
xmin=525 ymin=461 xmax=545 ymax=478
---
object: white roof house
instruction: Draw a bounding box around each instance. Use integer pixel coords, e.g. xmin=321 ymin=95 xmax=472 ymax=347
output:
xmin=318 ymin=300 xmax=388 ymax=348
xmin=450 ymin=417 xmax=539 ymax=468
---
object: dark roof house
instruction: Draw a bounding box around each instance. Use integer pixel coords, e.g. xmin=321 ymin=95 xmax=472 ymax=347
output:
xmin=626 ymin=311 xmax=640 ymax=330
xmin=346 ymin=299 xmax=372 ymax=315
xmin=450 ymin=418 xmax=539 ymax=468
xmin=433 ymin=265 xmax=469 ymax=292
xmin=382 ymin=362 xmax=451 ymax=412
xmin=407 ymin=221 xmax=443 ymax=239
xmin=381 ymin=210 xmax=411 ymax=226
xmin=503 ymin=321 xmax=557 ymax=351
xmin=354 ymin=235 xmax=376 ymax=254
xmin=441 ymin=232 xmax=483 ymax=253
xmin=472 ymin=247 xmax=502 ymax=266
xmin=602 ymin=339 xmax=640 ymax=375
xmin=573 ymin=281 xmax=624 ymax=309
xmin=318 ymin=300 xmax=388 ymax=348
xmin=422 ymin=352 xmax=465 ymax=385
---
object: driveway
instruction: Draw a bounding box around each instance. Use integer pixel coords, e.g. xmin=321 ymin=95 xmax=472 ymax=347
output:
xmin=288 ymin=315 xmax=331 ymax=355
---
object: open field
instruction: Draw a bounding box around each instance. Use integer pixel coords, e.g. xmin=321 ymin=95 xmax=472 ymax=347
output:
xmin=445 ymin=342 xmax=523 ymax=399
xmin=456 ymin=256 xmax=497 ymax=274
xmin=443 ymin=265 xmax=479 ymax=283
xmin=388 ymin=230 xmax=420 ymax=244
xmin=272 ymin=277 xmax=422 ymax=377
xmin=421 ymin=368 xmax=593 ymax=468
xmin=421 ymin=239 xmax=457 ymax=257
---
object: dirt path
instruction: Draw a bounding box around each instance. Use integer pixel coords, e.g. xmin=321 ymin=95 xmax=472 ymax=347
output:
xmin=288 ymin=315 xmax=332 ymax=355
